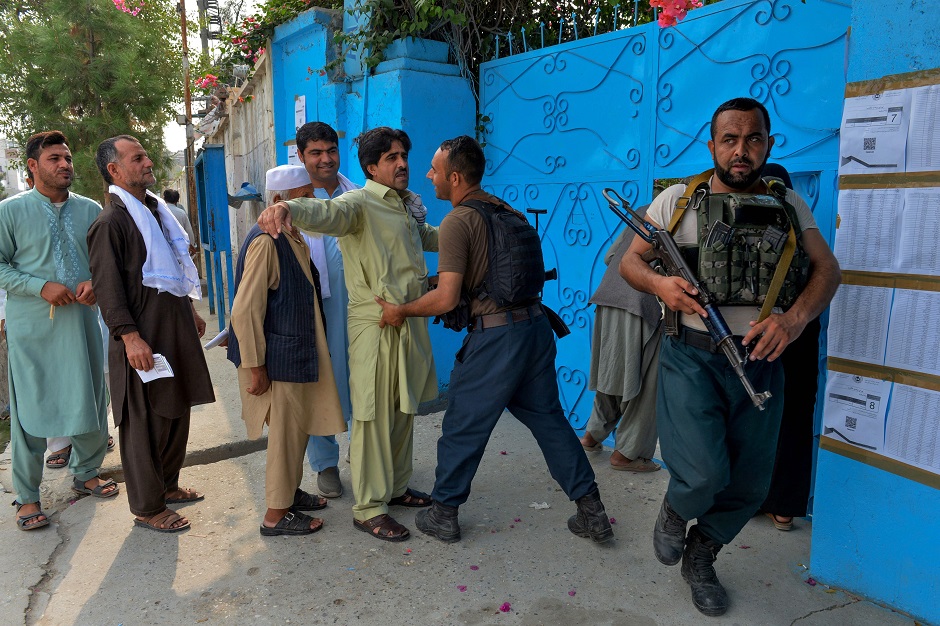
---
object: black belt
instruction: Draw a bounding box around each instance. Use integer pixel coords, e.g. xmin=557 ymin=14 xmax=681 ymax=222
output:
xmin=677 ymin=326 xmax=746 ymax=354
xmin=469 ymin=305 xmax=543 ymax=331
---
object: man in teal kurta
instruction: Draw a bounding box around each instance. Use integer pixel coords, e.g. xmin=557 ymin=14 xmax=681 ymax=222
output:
xmin=0 ymin=131 xmax=115 ymax=530
xmin=258 ymin=127 xmax=437 ymax=542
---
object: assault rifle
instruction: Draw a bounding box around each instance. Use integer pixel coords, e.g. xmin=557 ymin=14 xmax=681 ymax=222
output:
xmin=602 ymin=189 xmax=772 ymax=411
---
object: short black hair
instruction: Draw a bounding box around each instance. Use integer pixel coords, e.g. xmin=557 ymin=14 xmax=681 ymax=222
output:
xmin=95 ymin=135 xmax=138 ymax=185
xmin=163 ymin=189 xmax=181 ymax=204
xmin=710 ymin=98 xmax=771 ymax=139
xmin=439 ymin=135 xmax=485 ymax=186
xmin=25 ymin=131 xmax=69 ymax=170
xmin=355 ymin=127 xmax=411 ymax=179
xmin=296 ymin=121 xmax=339 ymax=153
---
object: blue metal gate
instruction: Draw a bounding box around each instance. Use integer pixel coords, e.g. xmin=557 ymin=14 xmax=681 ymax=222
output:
xmin=194 ymin=144 xmax=236 ymax=331
xmin=479 ymin=0 xmax=851 ymax=429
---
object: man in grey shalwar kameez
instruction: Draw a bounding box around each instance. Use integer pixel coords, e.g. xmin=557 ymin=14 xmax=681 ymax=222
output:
xmin=580 ymin=212 xmax=663 ymax=472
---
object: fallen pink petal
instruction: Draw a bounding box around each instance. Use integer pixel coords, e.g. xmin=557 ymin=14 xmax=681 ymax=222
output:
xmin=514 ymin=517 xmax=521 ymax=522
xmin=806 ymin=577 xmax=818 ymax=586
xmin=568 ymin=589 xmax=576 ymax=596
xmin=499 ymin=602 xmax=512 ymax=612
xmin=470 ymin=565 xmax=479 ymax=571
xmin=500 ymin=451 xmax=508 ymax=455
xmin=457 ymin=585 xmax=467 ymax=592
xmin=740 ymin=545 xmax=751 ymax=549
xmin=609 ymin=517 xmax=616 ymax=524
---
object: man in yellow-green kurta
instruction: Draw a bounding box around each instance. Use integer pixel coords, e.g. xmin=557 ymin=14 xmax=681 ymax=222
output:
xmin=257 ymin=127 xmax=437 ymax=542
xmin=0 ymin=131 xmax=116 ymax=531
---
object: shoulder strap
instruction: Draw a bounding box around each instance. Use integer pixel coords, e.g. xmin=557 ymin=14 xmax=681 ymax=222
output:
xmin=460 ymin=198 xmax=500 ymax=213
xmin=758 ymin=227 xmax=796 ymax=322
xmin=667 ymin=169 xmax=713 ymax=233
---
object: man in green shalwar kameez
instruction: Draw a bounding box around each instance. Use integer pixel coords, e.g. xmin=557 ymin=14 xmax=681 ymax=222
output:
xmin=258 ymin=127 xmax=438 ymax=542
xmin=0 ymin=131 xmax=116 ymax=531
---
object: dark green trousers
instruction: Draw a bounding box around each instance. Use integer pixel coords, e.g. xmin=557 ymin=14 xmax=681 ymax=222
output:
xmin=657 ymin=330 xmax=784 ymax=545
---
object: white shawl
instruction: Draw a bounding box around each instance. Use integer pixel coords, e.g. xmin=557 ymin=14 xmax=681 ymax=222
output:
xmin=110 ymin=185 xmax=201 ymax=300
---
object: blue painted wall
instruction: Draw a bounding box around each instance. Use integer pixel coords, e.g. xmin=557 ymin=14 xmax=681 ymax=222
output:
xmin=271 ymin=10 xmax=346 ymax=167
xmin=846 ymin=0 xmax=939 ymax=82
xmin=812 ymin=453 xmax=940 ymax=622
xmin=479 ymin=0 xmax=850 ymax=430
xmin=810 ymin=1 xmax=940 ymax=623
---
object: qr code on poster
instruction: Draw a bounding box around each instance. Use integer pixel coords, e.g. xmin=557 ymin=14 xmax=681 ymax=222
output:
xmin=863 ymin=137 xmax=876 ymax=151
xmin=845 ymin=416 xmax=858 ymax=430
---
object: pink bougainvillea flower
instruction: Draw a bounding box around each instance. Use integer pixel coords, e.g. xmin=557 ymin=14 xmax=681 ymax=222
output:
xmin=806 ymin=577 xmax=818 ymax=586
xmin=499 ymin=602 xmax=512 ymax=612
xmin=568 ymin=589 xmax=576 ymax=596
xmin=112 ymin=0 xmax=144 ymax=16
xmin=469 ymin=565 xmax=479 ymax=571
xmin=609 ymin=517 xmax=617 ymax=524
xmin=457 ymin=585 xmax=467 ymax=592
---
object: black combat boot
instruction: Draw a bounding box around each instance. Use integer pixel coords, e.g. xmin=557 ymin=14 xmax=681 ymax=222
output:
xmin=415 ymin=502 xmax=461 ymax=543
xmin=567 ymin=489 xmax=614 ymax=543
xmin=681 ymin=525 xmax=729 ymax=616
xmin=653 ymin=496 xmax=687 ymax=565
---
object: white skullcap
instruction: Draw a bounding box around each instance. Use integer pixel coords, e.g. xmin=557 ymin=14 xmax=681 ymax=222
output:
xmin=265 ymin=164 xmax=311 ymax=191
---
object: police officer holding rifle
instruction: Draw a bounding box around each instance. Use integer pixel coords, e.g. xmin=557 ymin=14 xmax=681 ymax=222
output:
xmin=619 ymin=98 xmax=840 ymax=616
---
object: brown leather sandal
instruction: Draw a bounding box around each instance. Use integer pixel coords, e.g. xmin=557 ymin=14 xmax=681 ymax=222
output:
xmin=354 ymin=513 xmax=410 ymax=542
xmin=134 ymin=509 xmax=190 ymax=533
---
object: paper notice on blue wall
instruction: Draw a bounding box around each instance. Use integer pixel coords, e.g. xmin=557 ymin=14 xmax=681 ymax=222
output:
xmin=906 ymin=85 xmax=940 ymax=172
xmin=294 ymin=95 xmax=306 ymax=132
xmin=823 ymin=372 xmax=891 ymax=452
xmin=885 ymin=384 xmax=940 ymax=473
xmin=885 ymin=289 xmax=940 ymax=377
xmin=827 ymin=284 xmax=892 ymax=365
xmin=839 ymin=89 xmax=911 ymax=175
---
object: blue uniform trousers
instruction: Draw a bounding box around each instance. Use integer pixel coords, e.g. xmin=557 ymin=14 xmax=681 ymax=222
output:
xmin=431 ymin=311 xmax=597 ymax=507
xmin=657 ymin=330 xmax=784 ymax=544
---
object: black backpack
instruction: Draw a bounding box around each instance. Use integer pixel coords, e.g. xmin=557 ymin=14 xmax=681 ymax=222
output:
xmin=434 ymin=198 xmax=545 ymax=332
xmin=463 ymin=198 xmax=545 ymax=306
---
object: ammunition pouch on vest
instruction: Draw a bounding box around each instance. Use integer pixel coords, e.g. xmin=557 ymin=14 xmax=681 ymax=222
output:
xmin=691 ymin=191 xmax=810 ymax=308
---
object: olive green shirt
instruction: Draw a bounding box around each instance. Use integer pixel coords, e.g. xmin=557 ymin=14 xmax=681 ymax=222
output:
xmin=284 ymin=180 xmax=439 ymax=418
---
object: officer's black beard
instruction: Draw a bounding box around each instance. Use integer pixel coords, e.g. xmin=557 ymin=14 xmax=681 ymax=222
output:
xmin=714 ymin=157 xmax=767 ymax=191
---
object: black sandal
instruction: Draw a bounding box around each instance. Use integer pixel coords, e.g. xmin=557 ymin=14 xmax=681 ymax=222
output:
xmin=45 ymin=445 xmax=71 ymax=469
xmin=260 ymin=511 xmax=322 ymax=536
xmin=13 ymin=501 xmax=50 ymax=531
xmin=291 ymin=488 xmax=328 ymax=511
xmin=389 ymin=488 xmax=432 ymax=508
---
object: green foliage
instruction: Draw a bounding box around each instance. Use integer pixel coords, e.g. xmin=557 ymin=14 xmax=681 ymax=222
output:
xmin=335 ymin=0 xmax=660 ymax=94
xmin=0 ymin=0 xmax=182 ymax=201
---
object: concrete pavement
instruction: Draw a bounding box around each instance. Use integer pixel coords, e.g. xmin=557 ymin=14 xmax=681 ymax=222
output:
xmin=0 ymin=303 xmax=920 ymax=625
